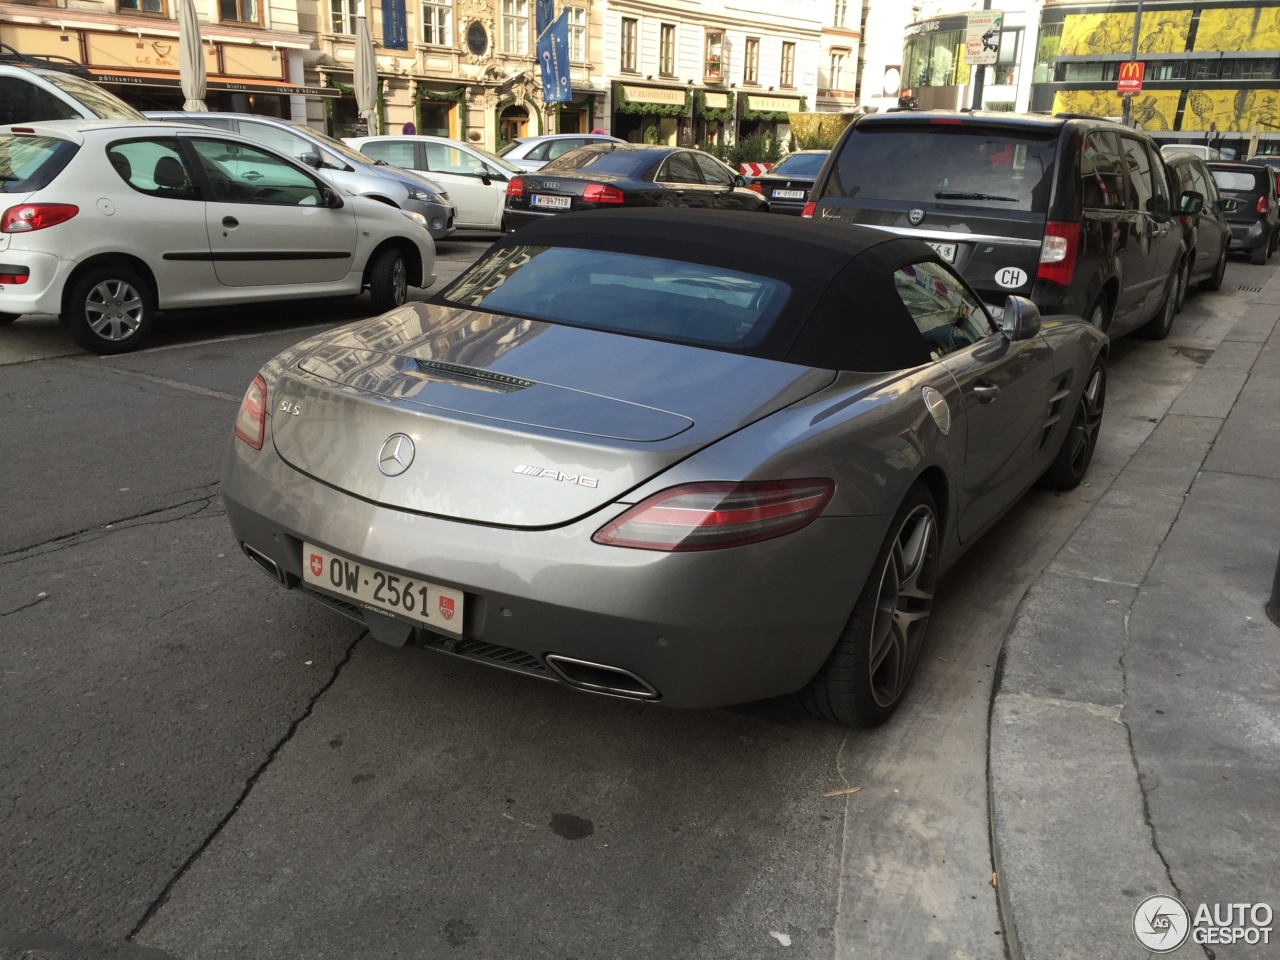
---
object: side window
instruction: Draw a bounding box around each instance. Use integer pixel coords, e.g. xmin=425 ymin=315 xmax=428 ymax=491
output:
xmin=107 ymin=138 xmax=200 ymax=200
xmin=1119 ymin=136 xmax=1154 ymax=213
xmin=893 ymin=260 xmax=993 ymax=359
xmin=189 ymin=139 xmax=325 ymax=206
xmin=544 ymin=139 xmax=583 ymax=161
xmin=424 ymin=143 xmax=478 ymax=174
xmin=363 ymin=140 xmax=417 ymax=169
xmin=524 ymin=142 xmax=552 ymax=162
xmin=1080 ymin=132 xmax=1123 ymax=209
xmin=694 ymin=153 xmax=733 ymax=187
xmin=659 ymin=152 xmax=702 ymax=184
xmin=0 ymin=77 xmax=80 ymax=125
xmin=236 ymin=120 xmax=315 ymax=162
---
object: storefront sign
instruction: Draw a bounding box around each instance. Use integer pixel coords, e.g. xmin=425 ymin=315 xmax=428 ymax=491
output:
xmin=382 ymin=0 xmax=408 ymax=50
xmin=87 ymin=32 xmax=217 ymax=72
xmin=703 ymin=92 xmax=729 ymax=109
xmin=622 ymin=85 xmax=686 ymax=105
xmin=1117 ymin=60 xmax=1145 ymax=97
xmin=746 ymin=95 xmax=800 ymax=113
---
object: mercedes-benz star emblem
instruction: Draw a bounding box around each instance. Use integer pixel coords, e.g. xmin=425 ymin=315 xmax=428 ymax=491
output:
xmin=908 ymin=208 xmax=925 ymax=226
xmin=377 ymin=434 xmax=415 ymax=477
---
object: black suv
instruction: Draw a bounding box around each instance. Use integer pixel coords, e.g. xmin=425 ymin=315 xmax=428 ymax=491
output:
xmin=1207 ymin=160 xmax=1279 ymax=265
xmin=803 ymin=111 xmax=1188 ymax=340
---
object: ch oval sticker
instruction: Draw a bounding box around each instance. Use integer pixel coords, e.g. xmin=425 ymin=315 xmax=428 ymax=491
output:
xmin=995 ymin=266 xmax=1028 ymax=288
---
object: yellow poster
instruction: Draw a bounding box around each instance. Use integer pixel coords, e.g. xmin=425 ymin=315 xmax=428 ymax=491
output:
xmin=1051 ymin=90 xmax=1180 ymax=131
xmin=1183 ymin=88 xmax=1280 ymax=132
xmin=1058 ymin=10 xmax=1191 ymax=56
xmin=1194 ymin=8 xmax=1280 ymax=52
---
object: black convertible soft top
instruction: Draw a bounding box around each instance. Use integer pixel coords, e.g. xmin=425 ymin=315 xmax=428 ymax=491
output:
xmin=443 ymin=208 xmax=966 ymax=372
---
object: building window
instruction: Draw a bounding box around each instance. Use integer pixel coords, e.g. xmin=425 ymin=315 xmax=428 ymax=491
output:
xmin=744 ymin=37 xmax=759 ymax=84
xmin=621 ymin=17 xmax=637 ymax=72
xmin=660 ymin=24 xmax=676 ymax=76
xmin=220 ymin=0 xmax=257 ymax=23
xmin=567 ymin=5 xmax=585 ymax=61
xmin=781 ymin=41 xmax=795 ymax=87
xmin=330 ymin=0 xmax=356 ymax=34
xmin=119 ymin=0 xmax=166 ymax=13
xmin=705 ymin=29 xmax=724 ymax=81
xmin=423 ymin=0 xmax=452 ymax=45
xmin=503 ymin=0 xmax=528 ymax=55
xmin=830 ymin=49 xmax=846 ymax=89
xmin=833 ymin=0 xmax=847 ymax=28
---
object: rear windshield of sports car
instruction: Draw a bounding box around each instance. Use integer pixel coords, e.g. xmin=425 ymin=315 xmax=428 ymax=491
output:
xmin=0 ymin=135 xmax=78 ymax=193
xmin=443 ymin=245 xmax=790 ymax=348
xmin=828 ymin=126 xmax=1057 ymax=212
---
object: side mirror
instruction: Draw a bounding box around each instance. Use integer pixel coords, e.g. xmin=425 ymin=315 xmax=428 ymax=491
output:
xmin=471 ymin=164 xmax=492 ymax=185
xmin=732 ymin=173 xmax=747 ymax=189
xmin=1179 ymin=189 xmax=1205 ymax=215
xmin=1001 ymin=295 xmax=1041 ymax=341
xmin=321 ymin=186 xmax=343 ymax=209
xmin=300 ymin=151 xmax=323 ymax=169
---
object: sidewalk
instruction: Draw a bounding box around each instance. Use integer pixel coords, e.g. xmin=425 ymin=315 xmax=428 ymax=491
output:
xmin=989 ymin=277 xmax=1280 ymax=958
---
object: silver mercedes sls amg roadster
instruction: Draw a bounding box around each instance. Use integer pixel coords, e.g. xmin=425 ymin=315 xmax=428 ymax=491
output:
xmin=223 ymin=209 xmax=1108 ymax=726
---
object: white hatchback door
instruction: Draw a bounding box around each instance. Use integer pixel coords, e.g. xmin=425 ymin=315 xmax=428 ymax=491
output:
xmin=187 ymin=137 xmax=358 ymax=287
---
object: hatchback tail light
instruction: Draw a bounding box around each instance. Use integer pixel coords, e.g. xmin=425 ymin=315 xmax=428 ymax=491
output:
xmin=233 ymin=375 xmax=268 ymax=450
xmin=801 ymin=201 xmax=816 ymax=218
xmin=0 ymin=265 xmax=30 ymax=284
xmin=592 ymin=479 xmax=835 ymax=552
xmin=1258 ymin=195 xmax=1270 ymax=215
xmin=506 ymin=177 xmax=524 ymax=199
xmin=1 ymin=203 xmax=79 ymax=233
xmin=1036 ymin=220 xmax=1081 ymax=286
xmin=582 ymin=183 xmax=625 ymax=205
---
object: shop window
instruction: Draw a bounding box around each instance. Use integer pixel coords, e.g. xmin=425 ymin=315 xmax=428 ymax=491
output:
xmin=567 ymin=6 xmax=585 ymax=61
xmin=660 ymin=24 xmax=676 ymax=77
xmin=704 ymin=29 xmax=724 ymax=81
xmin=1033 ymin=22 xmax=1061 ymax=83
xmin=903 ymin=26 xmax=965 ymax=88
xmin=118 ymin=0 xmax=166 ymax=14
xmin=422 ymin=0 xmax=451 ymax=46
xmin=984 ymin=28 xmax=1021 ymax=87
xmin=781 ymin=41 xmax=795 ymax=87
xmin=621 ymin=17 xmax=637 ymax=72
xmin=745 ymin=38 xmax=760 ymax=84
xmin=330 ymin=0 xmax=357 ymax=35
xmin=503 ymin=0 xmax=528 ymax=55
xmin=220 ymin=0 xmax=259 ymax=24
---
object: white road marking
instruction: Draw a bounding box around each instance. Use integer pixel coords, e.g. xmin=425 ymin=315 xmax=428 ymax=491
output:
xmin=61 ymin=359 xmax=241 ymax=402
xmin=123 ymin=321 xmax=345 ymax=355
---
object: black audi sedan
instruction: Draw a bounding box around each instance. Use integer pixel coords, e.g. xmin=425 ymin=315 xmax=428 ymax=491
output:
xmin=503 ymin=143 xmax=765 ymax=229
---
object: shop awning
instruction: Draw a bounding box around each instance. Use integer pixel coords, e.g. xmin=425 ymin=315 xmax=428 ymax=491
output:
xmin=88 ymin=69 xmax=340 ymax=99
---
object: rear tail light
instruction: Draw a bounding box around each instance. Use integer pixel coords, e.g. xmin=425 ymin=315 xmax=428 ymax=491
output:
xmin=1036 ymin=220 xmax=1081 ymax=286
xmin=233 ymin=374 xmax=268 ymax=450
xmin=801 ymin=201 xmax=816 ymax=218
xmin=592 ymin=479 xmax=835 ymax=552
xmin=582 ymin=183 xmax=625 ymax=205
xmin=1258 ymin=195 xmax=1270 ymax=215
xmin=506 ymin=177 xmax=524 ymax=199
xmin=747 ymin=181 xmax=764 ymax=195
xmin=1 ymin=203 xmax=79 ymax=233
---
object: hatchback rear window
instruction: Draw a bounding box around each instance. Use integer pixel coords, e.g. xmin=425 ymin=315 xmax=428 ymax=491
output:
xmin=0 ymin=135 xmax=78 ymax=193
xmin=443 ymin=245 xmax=789 ymax=348
xmin=1210 ymin=169 xmax=1265 ymax=192
xmin=827 ymin=126 xmax=1057 ymax=212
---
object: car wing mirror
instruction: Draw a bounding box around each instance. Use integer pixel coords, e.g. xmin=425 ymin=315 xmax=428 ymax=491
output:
xmin=1179 ymin=189 xmax=1205 ymax=215
xmin=1002 ymin=295 xmax=1041 ymax=341
xmin=322 ymin=186 xmax=343 ymax=208
xmin=300 ymin=151 xmax=323 ymax=169
xmin=471 ymin=164 xmax=492 ymax=184
xmin=732 ymin=173 xmax=746 ymax=189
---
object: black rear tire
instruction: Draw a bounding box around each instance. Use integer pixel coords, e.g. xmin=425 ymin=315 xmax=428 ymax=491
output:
xmin=367 ymin=246 xmax=408 ymax=312
xmin=0 ymin=312 xmax=19 ymax=326
xmin=60 ymin=264 xmax=155 ymax=354
xmin=1251 ymin=242 xmax=1267 ymax=265
xmin=1142 ymin=262 xmax=1182 ymax=340
xmin=1041 ymin=362 xmax=1106 ymax=491
xmin=1201 ymin=246 xmax=1228 ymax=292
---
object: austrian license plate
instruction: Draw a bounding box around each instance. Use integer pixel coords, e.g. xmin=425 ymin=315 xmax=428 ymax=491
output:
xmin=531 ymin=194 xmax=571 ymax=210
xmin=303 ymin=543 xmax=464 ymax=635
xmin=772 ymin=189 xmax=806 ymax=199
xmin=926 ymin=241 xmax=958 ymax=263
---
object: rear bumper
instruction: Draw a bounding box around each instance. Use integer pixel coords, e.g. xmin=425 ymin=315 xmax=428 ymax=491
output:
xmin=222 ymin=434 xmax=888 ymax=709
xmin=1227 ymin=220 xmax=1269 ymax=251
xmin=0 ymin=250 xmax=74 ymax=316
xmin=503 ymin=208 xmax=559 ymax=230
xmin=765 ymin=200 xmax=807 ymax=216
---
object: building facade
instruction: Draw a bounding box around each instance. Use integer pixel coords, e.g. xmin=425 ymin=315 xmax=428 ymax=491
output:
xmin=855 ymin=0 xmax=918 ymax=112
xmin=817 ymin=0 xmax=862 ymax=113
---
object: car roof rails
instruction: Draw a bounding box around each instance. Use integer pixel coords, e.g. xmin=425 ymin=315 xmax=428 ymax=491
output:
xmin=0 ymin=43 xmax=93 ymax=78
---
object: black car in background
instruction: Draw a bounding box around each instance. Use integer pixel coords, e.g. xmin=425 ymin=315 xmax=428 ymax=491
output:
xmin=1164 ymin=151 xmax=1235 ymax=296
xmin=1207 ymin=160 xmax=1279 ymax=264
xmin=748 ymin=149 xmax=829 ymax=215
xmin=503 ymin=144 xmax=765 ymax=229
xmin=803 ymin=111 xmax=1189 ymax=340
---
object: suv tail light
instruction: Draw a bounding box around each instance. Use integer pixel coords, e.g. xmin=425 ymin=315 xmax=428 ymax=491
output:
xmin=2 ymin=203 xmax=79 ymax=233
xmin=592 ymin=479 xmax=835 ymax=552
xmin=801 ymin=201 xmax=816 ymax=218
xmin=1258 ymin=195 xmax=1270 ymax=215
xmin=1036 ymin=220 xmax=1081 ymax=286
xmin=506 ymin=177 xmax=524 ymax=199
xmin=582 ymin=183 xmax=625 ymax=205
xmin=233 ymin=375 xmax=268 ymax=450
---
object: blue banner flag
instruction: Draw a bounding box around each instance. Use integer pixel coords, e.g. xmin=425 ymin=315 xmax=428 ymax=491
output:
xmin=535 ymin=0 xmax=555 ymax=39
xmin=382 ymin=0 xmax=408 ymax=49
xmin=537 ymin=9 xmax=572 ymax=103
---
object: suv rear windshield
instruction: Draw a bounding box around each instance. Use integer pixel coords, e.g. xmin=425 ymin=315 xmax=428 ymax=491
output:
xmin=826 ymin=126 xmax=1057 ymax=212
xmin=0 ymin=135 xmax=78 ymax=193
xmin=1210 ymin=169 xmax=1266 ymax=192
xmin=444 ymin=245 xmax=789 ymax=348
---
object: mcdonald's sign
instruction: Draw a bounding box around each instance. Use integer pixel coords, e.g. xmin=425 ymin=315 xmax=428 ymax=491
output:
xmin=1117 ymin=60 xmax=1145 ymax=97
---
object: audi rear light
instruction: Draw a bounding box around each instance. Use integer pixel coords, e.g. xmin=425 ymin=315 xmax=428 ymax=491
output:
xmin=592 ymin=479 xmax=835 ymax=552
xmin=233 ymin=375 xmax=268 ymax=450
xmin=1258 ymin=195 xmax=1270 ymax=215
xmin=801 ymin=201 xmax=816 ymax=218
xmin=506 ymin=177 xmax=524 ymax=199
xmin=1036 ymin=220 xmax=1081 ymax=286
xmin=582 ymin=183 xmax=625 ymax=205
xmin=1 ymin=203 xmax=79 ymax=233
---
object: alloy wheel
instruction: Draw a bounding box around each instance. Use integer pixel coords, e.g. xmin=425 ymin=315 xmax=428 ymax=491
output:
xmin=867 ymin=504 xmax=938 ymax=709
xmin=392 ymin=257 xmax=407 ymax=305
xmin=85 ymin=279 xmax=144 ymax=342
xmin=1066 ymin=366 xmax=1106 ymax=476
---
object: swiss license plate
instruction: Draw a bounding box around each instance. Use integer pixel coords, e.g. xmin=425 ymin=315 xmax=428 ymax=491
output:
xmin=531 ymin=194 xmax=571 ymax=210
xmin=926 ymin=241 xmax=958 ymax=263
xmin=773 ymin=189 xmax=806 ymax=199
xmin=303 ymin=543 xmax=464 ymax=635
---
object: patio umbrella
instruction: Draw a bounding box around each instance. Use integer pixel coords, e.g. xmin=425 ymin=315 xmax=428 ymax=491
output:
xmin=179 ymin=0 xmax=208 ymax=112
xmin=354 ymin=12 xmax=379 ymax=135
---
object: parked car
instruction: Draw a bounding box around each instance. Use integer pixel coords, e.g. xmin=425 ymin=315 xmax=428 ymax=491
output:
xmin=1160 ymin=143 xmax=1220 ymax=162
xmin=747 ymin=149 xmax=828 ymax=215
xmin=145 ymin=111 xmax=456 ymax=240
xmin=1206 ymin=160 xmax=1280 ymax=264
xmin=498 ymin=132 xmax=624 ymax=172
xmin=1164 ymin=151 xmax=1235 ymax=295
xmin=1246 ymin=155 xmax=1280 ymax=170
xmin=222 ymin=209 xmax=1108 ymax=726
xmin=804 ymin=111 xmax=1189 ymax=340
xmin=503 ymin=144 xmax=765 ymax=229
xmin=347 ymin=135 xmax=517 ymax=232
xmin=0 ymin=49 xmax=144 ymax=125
xmin=0 ymin=120 xmax=435 ymax=353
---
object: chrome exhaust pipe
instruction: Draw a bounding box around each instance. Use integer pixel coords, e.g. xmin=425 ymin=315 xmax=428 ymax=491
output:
xmin=241 ymin=542 xmax=285 ymax=584
xmin=545 ymin=655 xmax=660 ymax=701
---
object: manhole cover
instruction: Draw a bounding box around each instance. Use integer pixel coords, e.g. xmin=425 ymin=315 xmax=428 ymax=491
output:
xmin=1237 ymin=284 xmax=1264 ymax=293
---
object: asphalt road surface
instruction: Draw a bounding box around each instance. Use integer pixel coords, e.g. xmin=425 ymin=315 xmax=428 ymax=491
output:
xmin=0 ymin=241 xmax=1264 ymax=960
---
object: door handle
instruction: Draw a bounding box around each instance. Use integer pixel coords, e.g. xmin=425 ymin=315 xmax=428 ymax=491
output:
xmin=973 ymin=380 xmax=1000 ymax=403
xmin=222 ymin=216 xmax=239 ymax=228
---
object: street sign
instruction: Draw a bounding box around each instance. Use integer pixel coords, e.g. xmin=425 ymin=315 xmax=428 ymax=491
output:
xmin=964 ymin=10 xmax=1004 ymax=66
xmin=1117 ymin=60 xmax=1145 ymax=97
